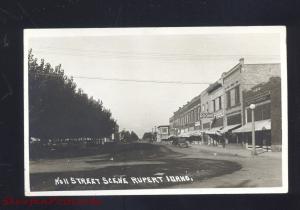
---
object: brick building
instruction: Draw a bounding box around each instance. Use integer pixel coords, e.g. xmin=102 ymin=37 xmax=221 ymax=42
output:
xmin=222 ymin=58 xmax=280 ymax=145
xmin=223 ymin=59 xmax=280 ymax=124
xmin=169 ymin=94 xmax=201 ymax=138
xmin=233 ymin=77 xmax=282 ymax=151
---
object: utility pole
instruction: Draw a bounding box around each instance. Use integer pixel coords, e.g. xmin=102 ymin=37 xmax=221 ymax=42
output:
xmin=250 ymin=104 xmax=257 ymax=156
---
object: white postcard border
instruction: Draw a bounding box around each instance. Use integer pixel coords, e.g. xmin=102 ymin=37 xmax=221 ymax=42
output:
xmin=24 ymin=26 xmax=288 ymax=196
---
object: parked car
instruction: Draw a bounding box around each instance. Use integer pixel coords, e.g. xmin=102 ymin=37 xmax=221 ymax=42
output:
xmin=172 ymin=137 xmax=189 ymax=148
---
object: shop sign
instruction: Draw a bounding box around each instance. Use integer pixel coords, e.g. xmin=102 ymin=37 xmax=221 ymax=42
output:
xmin=199 ymin=112 xmax=214 ymax=119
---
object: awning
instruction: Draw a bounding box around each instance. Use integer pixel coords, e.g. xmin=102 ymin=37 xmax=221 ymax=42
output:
xmin=178 ymin=133 xmax=190 ymax=138
xmin=205 ymin=126 xmax=223 ymax=136
xmin=167 ymin=134 xmax=176 ymax=139
xmin=220 ymin=124 xmax=241 ymax=134
xmin=190 ymin=130 xmax=203 ymax=136
xmin=233 ymin=119 xmax=271 ymax=133
xmin=178 ymin=130 xmax=202 ymax=137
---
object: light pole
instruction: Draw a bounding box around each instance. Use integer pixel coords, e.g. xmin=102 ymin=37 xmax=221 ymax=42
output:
xmin=250 ymin=104 xmax=257 ymax=156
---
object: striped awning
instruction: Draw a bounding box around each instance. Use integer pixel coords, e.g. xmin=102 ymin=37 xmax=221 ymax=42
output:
xmin=233 ymin=119 xmax=271 ymax=133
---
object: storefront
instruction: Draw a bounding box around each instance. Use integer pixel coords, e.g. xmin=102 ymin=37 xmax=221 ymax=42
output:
xmin=233 ymin=119 xmax=271 ymax=150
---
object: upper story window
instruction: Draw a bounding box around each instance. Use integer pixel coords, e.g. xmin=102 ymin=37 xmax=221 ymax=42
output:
xmin=226 ymin=85 xmax=240 ymax=108
xmin=213 ymin=96 xmax=222 ymax=112
xmin=206 ymin=102 xmax=209 ymax=112
xmin=215 ymin=97 xmax=219 ymax=111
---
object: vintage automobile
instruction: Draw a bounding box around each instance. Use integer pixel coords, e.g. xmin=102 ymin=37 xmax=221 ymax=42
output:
xmin=172 ymin=137 xmax=189 ymax=148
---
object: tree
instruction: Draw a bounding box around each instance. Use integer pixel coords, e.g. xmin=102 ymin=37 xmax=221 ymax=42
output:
xmin=130 ymin=131 xmax=139 ymax=142
xmin=28 ymin=49 xmax=118 ymax=142
xmin=142 ymin=132 xmax=155 ymax=142
xmin=120 ymin=130 xmax=131 ymax=142
xmin=120 ymin=130 xmax=139 ymax=143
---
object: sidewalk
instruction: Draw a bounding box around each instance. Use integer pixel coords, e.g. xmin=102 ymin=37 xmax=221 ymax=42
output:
xmin=166 ymin=143 xmax=283 ymax=188
xmin=189 ymin=143 xmax=282 ymax=159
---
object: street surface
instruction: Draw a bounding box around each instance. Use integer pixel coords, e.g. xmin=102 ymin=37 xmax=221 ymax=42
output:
xmin=29 ymin=143 xmax=281 ymax=191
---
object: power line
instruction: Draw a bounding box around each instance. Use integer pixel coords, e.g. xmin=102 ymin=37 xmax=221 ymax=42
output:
xmin=32 ymin=48 xmax=280 ymax=61
xmin=34 ymin=46 xmax=280 ymax=57
xmin=28 ymin=72 xmax=272 ymax=86
xmin=29 ymin=72 xmax=212 ymax=85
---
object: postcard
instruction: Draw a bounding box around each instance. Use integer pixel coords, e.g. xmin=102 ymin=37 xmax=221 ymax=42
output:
xmin=24 ymin=26 xmax=288 ymax=196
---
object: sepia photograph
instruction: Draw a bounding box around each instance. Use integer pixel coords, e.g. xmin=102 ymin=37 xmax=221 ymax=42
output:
xmin=24 ymin=26 xmax=288 ymax=196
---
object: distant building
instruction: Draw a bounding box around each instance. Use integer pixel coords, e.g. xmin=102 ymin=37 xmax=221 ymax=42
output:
xmin=169 ymin=94 xmax=201 ymax=138
xmin=156 ymin=125 xmax=170 ymax=142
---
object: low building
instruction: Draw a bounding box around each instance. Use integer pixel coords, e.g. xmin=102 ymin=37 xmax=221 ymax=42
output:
xmin=156 ymin=125 xmax=170 ymax=142
xmin=233 ymin=77 xmax=282 ymax=151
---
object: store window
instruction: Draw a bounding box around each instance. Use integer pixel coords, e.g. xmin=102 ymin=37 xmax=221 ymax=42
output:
xmin=247 ymin=102 xmax=271 ymax=122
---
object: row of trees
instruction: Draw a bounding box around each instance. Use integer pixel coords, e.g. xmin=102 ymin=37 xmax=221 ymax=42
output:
xmin=142 ymin=132 xmax=157 ymax=142
xmin=120 ymin=130 xmax=139 ymax=143
xmin=28 ymin=49 xmax=118 ymax=142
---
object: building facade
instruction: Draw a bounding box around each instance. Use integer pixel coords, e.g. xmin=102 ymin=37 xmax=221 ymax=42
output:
xmin=223 ymin=58 xmax=280 ymax=129
xmin=168 ymin=58 xmax=282 ymax=150
xmin=156 ymin=125 xmax=170 ymax=142
xmin=233 ymin=77 xmax=282 ymax=151
xmin=169 ymin=95 xmax=202 ymax=138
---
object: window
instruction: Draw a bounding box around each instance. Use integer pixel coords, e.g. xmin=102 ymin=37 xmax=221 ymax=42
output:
xmin=206 ymin=102 xmax=209 ymax=112
xmin=203 ymin=122 xmax=210 ymax=129
xmin=226 ymin=91 xmax=231 ymax=108
xmin=213 ymin=100 xmax=216 ymax=112
xmin=235 ymin=86 xmax=240 ymax=104
xmin=215 ymin=97 xmax=220 ymax=111
xmin=212 ymin=117 xmax=224 ymax=128
xmin=247 ymin=103 xmax=271 ymax=122
xmin=227 ymin=85 xmax=240 ymax=108
xmin=230 ymin=88 xmax=236 ymax=106
xmin=219 ymin=96 xmax=222 ymax=109
xmin=227 ymin=114 xmax=242 ymax=125
xmin=191 ymin=110 xmax=194 ymax=122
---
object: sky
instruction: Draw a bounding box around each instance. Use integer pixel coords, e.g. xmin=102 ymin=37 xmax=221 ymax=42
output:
xmin=27 ymin=29 xmax=281 ymax=137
